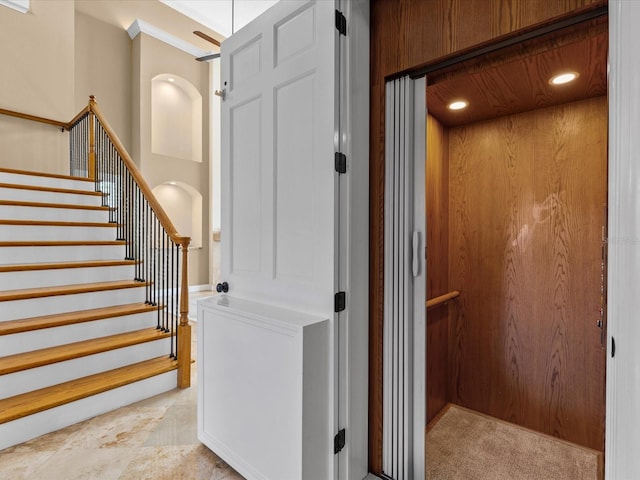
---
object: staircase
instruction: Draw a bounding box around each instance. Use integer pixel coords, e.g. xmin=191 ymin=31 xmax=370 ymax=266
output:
xmin=0 ymin=167 xmax=179 ymax=451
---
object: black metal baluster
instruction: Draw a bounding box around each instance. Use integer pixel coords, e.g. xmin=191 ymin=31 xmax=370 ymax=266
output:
xmin=162 ymin=231 xmax=167 ymax=332
xmin=69 ymin=123 xmax=73 ymax=175
xmin=133 ymin=185 xmax=138 ymax=276
xmin=155 ymin=218 xmax=161 ymax=329
xmin=95 ymin=124 xmax=101 ymax=193
xmin=137 ymin=187 xmax=142 ymax=281
xmin=82 ymin=115 xmax=86 ymax=175
xmin=128 ymin=172 xmax=132 ymax=260
xmin=146 ymin=203 xmax=151 ymax=303
xmin=118 ymin=150 xmax=123 ymax=237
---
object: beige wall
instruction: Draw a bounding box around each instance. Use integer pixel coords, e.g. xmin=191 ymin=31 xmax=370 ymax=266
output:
xmin=0 ymin=2 xmax=211 ymax=286
xmin=133 ymin=33 xmax=211 ymax=286
xmin=74 ymin=11 xmax=132 ymax=151
xmin=0 ymin=0 xmax=75 ymax=173
xmin=0 ymin=1 xmax=74 ymax=118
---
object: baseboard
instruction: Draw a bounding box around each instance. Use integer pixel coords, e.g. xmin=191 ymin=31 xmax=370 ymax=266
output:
xmin=189 ymin=284 xmax=212 ymax=293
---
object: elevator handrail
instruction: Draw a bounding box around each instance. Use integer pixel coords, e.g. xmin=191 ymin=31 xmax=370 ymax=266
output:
xmin=426 ymin=291 xmax=460 ymax=310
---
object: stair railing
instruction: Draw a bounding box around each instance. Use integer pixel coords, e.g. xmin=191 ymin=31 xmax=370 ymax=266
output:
xmin=1 ymin=97 xmax=192 ymax=389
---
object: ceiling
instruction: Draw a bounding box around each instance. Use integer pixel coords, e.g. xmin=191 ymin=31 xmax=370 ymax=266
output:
xmin=426 ymin=19 xmax=608 ymax=127
xmin=160 ymin=0 xmax=279 ymax=38
xmin=75 ymin=0 xmax=279 ymax=53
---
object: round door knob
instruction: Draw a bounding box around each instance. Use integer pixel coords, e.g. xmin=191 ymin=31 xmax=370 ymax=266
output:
xmin=216 ymin=282 xmax=229 ymax=293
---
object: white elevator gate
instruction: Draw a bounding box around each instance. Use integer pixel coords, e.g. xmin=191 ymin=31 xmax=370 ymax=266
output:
xmin=382 ymin=76 xmax=426 ymax=480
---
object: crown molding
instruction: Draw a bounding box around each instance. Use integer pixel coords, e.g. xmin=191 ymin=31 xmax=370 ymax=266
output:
xmin=127 ymin=18 xmax=211 ymax=58
xmin=0 ymin=0 xmax=29 ymax=14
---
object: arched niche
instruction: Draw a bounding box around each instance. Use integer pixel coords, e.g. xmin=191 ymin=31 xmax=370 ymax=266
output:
xmin=152 ymin=181 xmax=203 ymax=249
xmin=151 ymin=74 xmax=202 ymax=163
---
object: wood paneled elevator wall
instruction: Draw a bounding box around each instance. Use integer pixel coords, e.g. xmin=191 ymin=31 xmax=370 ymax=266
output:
xmin=431 ymin=97 xmax=608 ymax=451
xmin=369 ymin=0 xmax=608 ymax=473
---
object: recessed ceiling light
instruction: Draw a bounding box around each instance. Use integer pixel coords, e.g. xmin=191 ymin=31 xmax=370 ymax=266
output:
xmin=549 ymin=72 xmax=579 ymax=85
xmin=167 ymin=77 xmax=175 ymax=83
xmin=448 ymin=100 xmax=468 ymax=111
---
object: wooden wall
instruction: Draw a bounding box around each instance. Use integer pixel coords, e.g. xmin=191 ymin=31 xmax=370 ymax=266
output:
xmin=369 ymin=0 xmax=607 ymax=471
xmin=448 ymin=96 xmax=607 ymax=451
xmin=426 ymin=114 xmax=450 ymax=423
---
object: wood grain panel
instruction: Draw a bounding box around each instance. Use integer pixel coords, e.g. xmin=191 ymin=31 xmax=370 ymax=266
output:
xmin=426 ymin=114 xmax=450 ymax=423
xmin=373 ymin=0 xmax=606 ymax=80
xmin=368 ymin=0 xmax=607 ymax=471
xmin=426 ymin=115 xmax=449 ymax=298
xmin=448 ymin=96 xmax=607 ymax=451
xmin=427 ymin=29 xmax=608 ymax=126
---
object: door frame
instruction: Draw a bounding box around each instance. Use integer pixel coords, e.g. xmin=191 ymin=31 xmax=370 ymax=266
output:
xmin=368 ymin=3 xmax=640 ymax=478
xmin=605 ymin=1 xmax=640 ymax=478
xmin=338 ymin=1 xmax=370 ymax=479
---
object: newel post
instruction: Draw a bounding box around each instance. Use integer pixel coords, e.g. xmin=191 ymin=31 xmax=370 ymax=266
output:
xmin=177 ymin=238 xmax=192 ymax=388
xmin=88 ymin=95 xmax=97 ymax=181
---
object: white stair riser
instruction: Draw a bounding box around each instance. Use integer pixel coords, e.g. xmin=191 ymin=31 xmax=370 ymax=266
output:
xmin=0 ymin=245 xmax=126 ymax=264
xmin=0 ymin=337 xmax=173 ymax=399
xmin=0 ymin=205 xmax=110 ymax=223
xmin=0 ymin=172 xmax=95 ymax=192
xmin=0 ymin=310 xmax=159 ymax=356
xmin=0 ymin=286 xmax=147 ymax=322
xmin=0 ymin=224 xmax=117 ymax=242
xmin=0 ymin=264 xmax=136 ymax=290
xmin=0 ymin=187 xmax=103 ymax=206
xmin=0 ymin=370 xmax=177 ymax=451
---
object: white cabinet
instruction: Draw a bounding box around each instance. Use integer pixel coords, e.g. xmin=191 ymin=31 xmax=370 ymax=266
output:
xmin=197 ymin=295 xmax=330 ymax=480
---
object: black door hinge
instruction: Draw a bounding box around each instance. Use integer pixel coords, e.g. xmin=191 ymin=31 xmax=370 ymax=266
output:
xmin=334 ymin=428 xmax=346 ymax=454
xmin=335 ymin=152 xmax=347 ymax=174
xmin=335 ymin=10 xmax=347 ymax=36
xmin=334 ymin=291 xmax=346 ymax=312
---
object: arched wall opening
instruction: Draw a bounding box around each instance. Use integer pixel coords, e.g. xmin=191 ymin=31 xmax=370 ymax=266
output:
xmin=151 ymin=74 xmax=202 ymax=163
xmin=152 ymin=181 xmax=203 ymax=249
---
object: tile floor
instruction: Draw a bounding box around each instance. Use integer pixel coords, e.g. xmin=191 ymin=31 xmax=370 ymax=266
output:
xmin=0 ymin=291 xmax=245 ymax=480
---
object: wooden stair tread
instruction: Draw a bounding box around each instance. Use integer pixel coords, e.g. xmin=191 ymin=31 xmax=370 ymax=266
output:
xmin=0 ymin=240 xmax=125 ymax=247
xmin=0 ymin=356 xmax=177 ymax=424
xmin=0 ymin=200 xmax=110 ymax=211
xmin=0 ymin=259 xmax=137 ymax=273
xmin=0 ymin=279 xmax=148 ymax=302
xmin=0 ymin=182 xmax=102 ymax=196
xmin=0 ymin=167 xmax=94 ymax=183
xmin=0 ymin=327 xmax=172 ymax=375
xmin=0 ymin=219 xmax=118 ymax=228
xmin=0 ymin=302 xmax=159 ymax=336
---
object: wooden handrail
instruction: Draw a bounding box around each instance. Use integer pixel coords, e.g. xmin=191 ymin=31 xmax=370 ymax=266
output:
xmin=86 ymin=97 xmax=192 ymax=389
xmin=0 ymin=107 xmax=68 ymax=129
xmin=6 ymin=97 xmax=193 ymax=388
xmin=66 ymin=105 xmax=91 ymax=129
xmin=87 ymin=98 xmax=190 ymax=247
xmin=426 ymin=291 xmax=460 ymax=310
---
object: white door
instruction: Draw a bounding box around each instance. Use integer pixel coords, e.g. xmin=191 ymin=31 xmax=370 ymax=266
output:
xmin=218 ymin=1 xmax=349 ymax=478
xmin=220 ymin=0 xmax=338 ymax=316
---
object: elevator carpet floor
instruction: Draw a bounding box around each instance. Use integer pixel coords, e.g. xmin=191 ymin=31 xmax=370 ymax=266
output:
xmin=426 ymin=405 xmax=601 ymax=480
